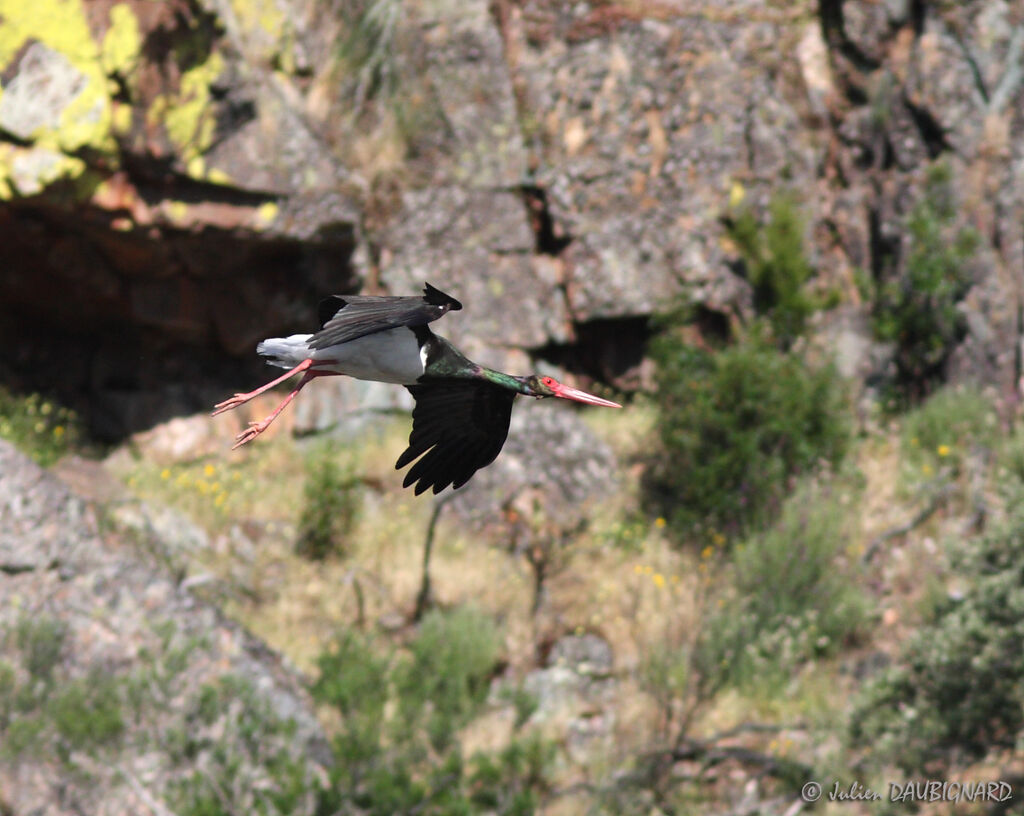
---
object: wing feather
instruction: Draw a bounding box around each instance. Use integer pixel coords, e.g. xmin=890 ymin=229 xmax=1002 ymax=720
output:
xmin=397 ymin=380 xmax=516 ymax=494
xmin=310 ymin=284 xmax=461 ymax=350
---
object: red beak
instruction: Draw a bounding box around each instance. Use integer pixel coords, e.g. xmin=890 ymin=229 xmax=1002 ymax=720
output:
xmin=549 ymin=380 xmax=622 ymax=408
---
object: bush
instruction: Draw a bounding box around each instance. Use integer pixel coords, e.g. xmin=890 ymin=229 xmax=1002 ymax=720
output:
xmin=394 ymin=606 xmax=502 ymax=752
xmin=901 ymin=386 xmax=997 ymax=477
xmin=647 ymin=334 xmax=849 ymax=541
xmin=1 ymin=617 xmax=126 ymax=761
xmin=872 ymin=162 xmax=979 ymax=406
xmin=312 ymin=607 xmax=553 ymax=814
xmin=727 ymin=193 xmax=816 ymax=349
xmin=312 ymin=629 xmax=389 ymax=767
xmin=15 ymin=617 xmax=66 ymax=685
xmin=851 ymin=481 xmax=1024 ymax=772
xmin=167 ymin=675 xmax=313 ymax=816
xmin=0 ymin=388 xmax=80 ymax=466
xmin=697 ymin=480 xmax=868 ymax=693
xmin=295 ymin=448 xmax=360 ymax=560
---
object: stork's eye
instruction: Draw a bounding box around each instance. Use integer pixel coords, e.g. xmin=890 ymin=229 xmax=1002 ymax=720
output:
xmin=541 ymin=377 xmax=555 ymax=387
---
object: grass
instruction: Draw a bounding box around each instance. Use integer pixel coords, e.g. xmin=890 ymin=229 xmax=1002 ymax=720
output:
xmin=295 ymin=444 xmax=361 ymax=560
xmin=0 ymin=387 xmax=81 ymax=466
xmin=900 ymin=385 xmax=998 ymax=474
xmin=43 ymin=373 xmax=1021 ymax=812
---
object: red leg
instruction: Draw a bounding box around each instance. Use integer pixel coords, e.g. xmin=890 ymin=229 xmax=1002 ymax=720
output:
xmin=212 ymin=359 xmax=313 ymax=416
xmin=231 ymin=369 xmax=328 ymax=449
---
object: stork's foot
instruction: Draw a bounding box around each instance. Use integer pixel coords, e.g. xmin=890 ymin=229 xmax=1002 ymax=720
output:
xmin=212 ymin=393 xmax=252 ymax=416
xmin=232 ymin=420 xmax=271 ymax=449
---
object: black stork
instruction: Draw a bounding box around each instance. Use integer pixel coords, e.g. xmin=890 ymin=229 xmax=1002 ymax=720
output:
xmin=212 ymin=283 xmax=620 ymax=494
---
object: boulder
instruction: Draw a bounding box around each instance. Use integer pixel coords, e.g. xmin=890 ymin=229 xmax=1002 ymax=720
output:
xmin=0 ymin=438 xmax=331 ymax=814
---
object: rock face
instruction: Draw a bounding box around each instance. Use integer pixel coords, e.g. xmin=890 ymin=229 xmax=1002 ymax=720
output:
xmin=448 ymin=400 xmax=619 ymax=532
xmin=2 ymin=0 xmax=1023 ymax=438
xmin=0 ymin=439 xmax=330 ymax=814
xmin=524 ymin=632 xmax=616 ymax=763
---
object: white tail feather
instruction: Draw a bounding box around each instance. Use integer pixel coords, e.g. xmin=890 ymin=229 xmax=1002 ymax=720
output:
xmin=256 ymin=334 xmax=313 ymax=369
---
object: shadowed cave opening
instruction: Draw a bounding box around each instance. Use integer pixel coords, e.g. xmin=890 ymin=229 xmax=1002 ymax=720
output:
xmin=532 ymin=316 xmax=651 ymax=391
xmin=0 ymin=202 xmax=357 ymax=442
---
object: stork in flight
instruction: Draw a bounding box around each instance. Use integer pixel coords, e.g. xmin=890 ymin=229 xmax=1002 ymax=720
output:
xmin=212 ymin=284 xmax=620 ymax=494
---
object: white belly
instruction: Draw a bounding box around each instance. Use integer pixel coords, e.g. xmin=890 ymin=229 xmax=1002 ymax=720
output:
xmin=310 ymin=327 xmax=425 ymax=384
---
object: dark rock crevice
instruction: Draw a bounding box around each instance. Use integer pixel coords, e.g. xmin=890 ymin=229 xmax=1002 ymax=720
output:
xmin=901 ymin=94 xmax=952 ymax=160
xmin=0 ymin=202 xmax=357 ymax=441
xmin=818 ymin=0 xmax=883 ymax=75
xmin=519 ymin=184 xmax=572 ymax=256
xmin=531 ymin=316 xmax=650 ymax=391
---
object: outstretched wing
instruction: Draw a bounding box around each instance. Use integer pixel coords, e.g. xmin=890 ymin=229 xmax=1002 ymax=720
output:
xmin=310 ymin=283 xmax=462 ymax=350
xmin=396 ymin=380 xmax=516 ymax=495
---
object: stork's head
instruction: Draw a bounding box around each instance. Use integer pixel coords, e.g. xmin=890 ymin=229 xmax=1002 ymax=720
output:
xmin=522 ymin=375 xmax=621 ymax=407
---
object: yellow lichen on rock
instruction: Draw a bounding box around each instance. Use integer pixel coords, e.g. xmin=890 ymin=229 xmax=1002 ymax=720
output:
xmin=151 ymin=50 xmax=226 ymax=179
xmin=0 ymin=0 xmax=117 ymax=153
xmin=229 ymin=0 xmax=288 ymax=64
xmin=0 ymin=0 xmax=143 ymax=197
xmin=101 ymin=3 xmax=142 ymax=78
xmin=255 ymin=201 xmax=279 ymax=225
xmin=0 ymin=0 xmax=97 ymax=68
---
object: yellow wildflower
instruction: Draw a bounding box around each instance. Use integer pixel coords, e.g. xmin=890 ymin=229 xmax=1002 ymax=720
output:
xmin=204 ymin=463 xmax=216 ymax=477
xmin=654 ymin=517 xmax=667 ymax=529
xmin=160 ymin=468 xmax=171 ymax=480
xmin=652 ymin=573 xmax=666 ymax=589
xmin=937 ymin=444 xmax=950 ymax=457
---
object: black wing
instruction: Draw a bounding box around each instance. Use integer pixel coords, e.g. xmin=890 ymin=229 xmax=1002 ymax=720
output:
xmin=310 ymin=283 xmax=462 ymax=350
xmin=396 ymin=380 xmax=516 ymax=495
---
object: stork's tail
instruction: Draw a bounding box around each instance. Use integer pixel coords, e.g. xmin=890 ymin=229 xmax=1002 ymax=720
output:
xmin=256 ymin=334 xmax=314 ymax=370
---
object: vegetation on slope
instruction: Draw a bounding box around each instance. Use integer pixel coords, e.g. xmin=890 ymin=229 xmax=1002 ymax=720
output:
xmin=4 ymin=159 xmax=1018 ymax=815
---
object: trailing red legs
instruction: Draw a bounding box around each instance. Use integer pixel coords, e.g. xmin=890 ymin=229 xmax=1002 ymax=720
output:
xmin=211 ymin=358 xmax=314 ymax=415
xmin=211 ymin=358 xmax=338 ymax=449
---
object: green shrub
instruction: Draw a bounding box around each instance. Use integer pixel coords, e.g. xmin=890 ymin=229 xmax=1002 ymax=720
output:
xmin=1 ymin=618 xmax=125 ymax=760
xmin=698 ymin=480 xmax=868 ymax=692
xmin=51 ymin=673 xmax=124 ymax=750
xmin=727 ymin=193 xmax=816 ymax=349
xmin=851 ymin=481 xmax=1024 ymax=772
xmin=468 ymin=733 xmax=555 ymax=815
xmin=313 ymin=629 xmax=389 ymax=767
xmin=872 ymin=161 xmax=979 ymax=406
xmin=901 ymin=386 xmax=997 ymax=476
xmin=15 ymin=616 xmax=66 ymax=685
xmin=0 ymin=388 xmax=80 ymax=466
xmin=394 ymin=606 xmax=502 ymax=752
xmin=167 ymin=674 xmax=313 ymax=816
xmin=647 ymin=334 xmax=849 ymax=541
xmin=295 ymin=449 xmax=360 ymax=560
xmin=998 ymin=427 xmax=1024 ymax=484
xmin=311 ymin=608 xmax=553 ymax=814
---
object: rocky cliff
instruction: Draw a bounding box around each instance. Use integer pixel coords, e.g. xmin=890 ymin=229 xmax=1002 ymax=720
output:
xmin=0 ymin=438 xmax=331 ymax=814
xmin=2 ymin=0 xmax=1021 ymax=439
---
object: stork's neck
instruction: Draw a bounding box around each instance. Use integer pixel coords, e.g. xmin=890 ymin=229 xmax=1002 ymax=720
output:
xmin=424 ymin=334 xmax=531 ymax=394
xmin=476 ymin=366 xmax=531 ymax=395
